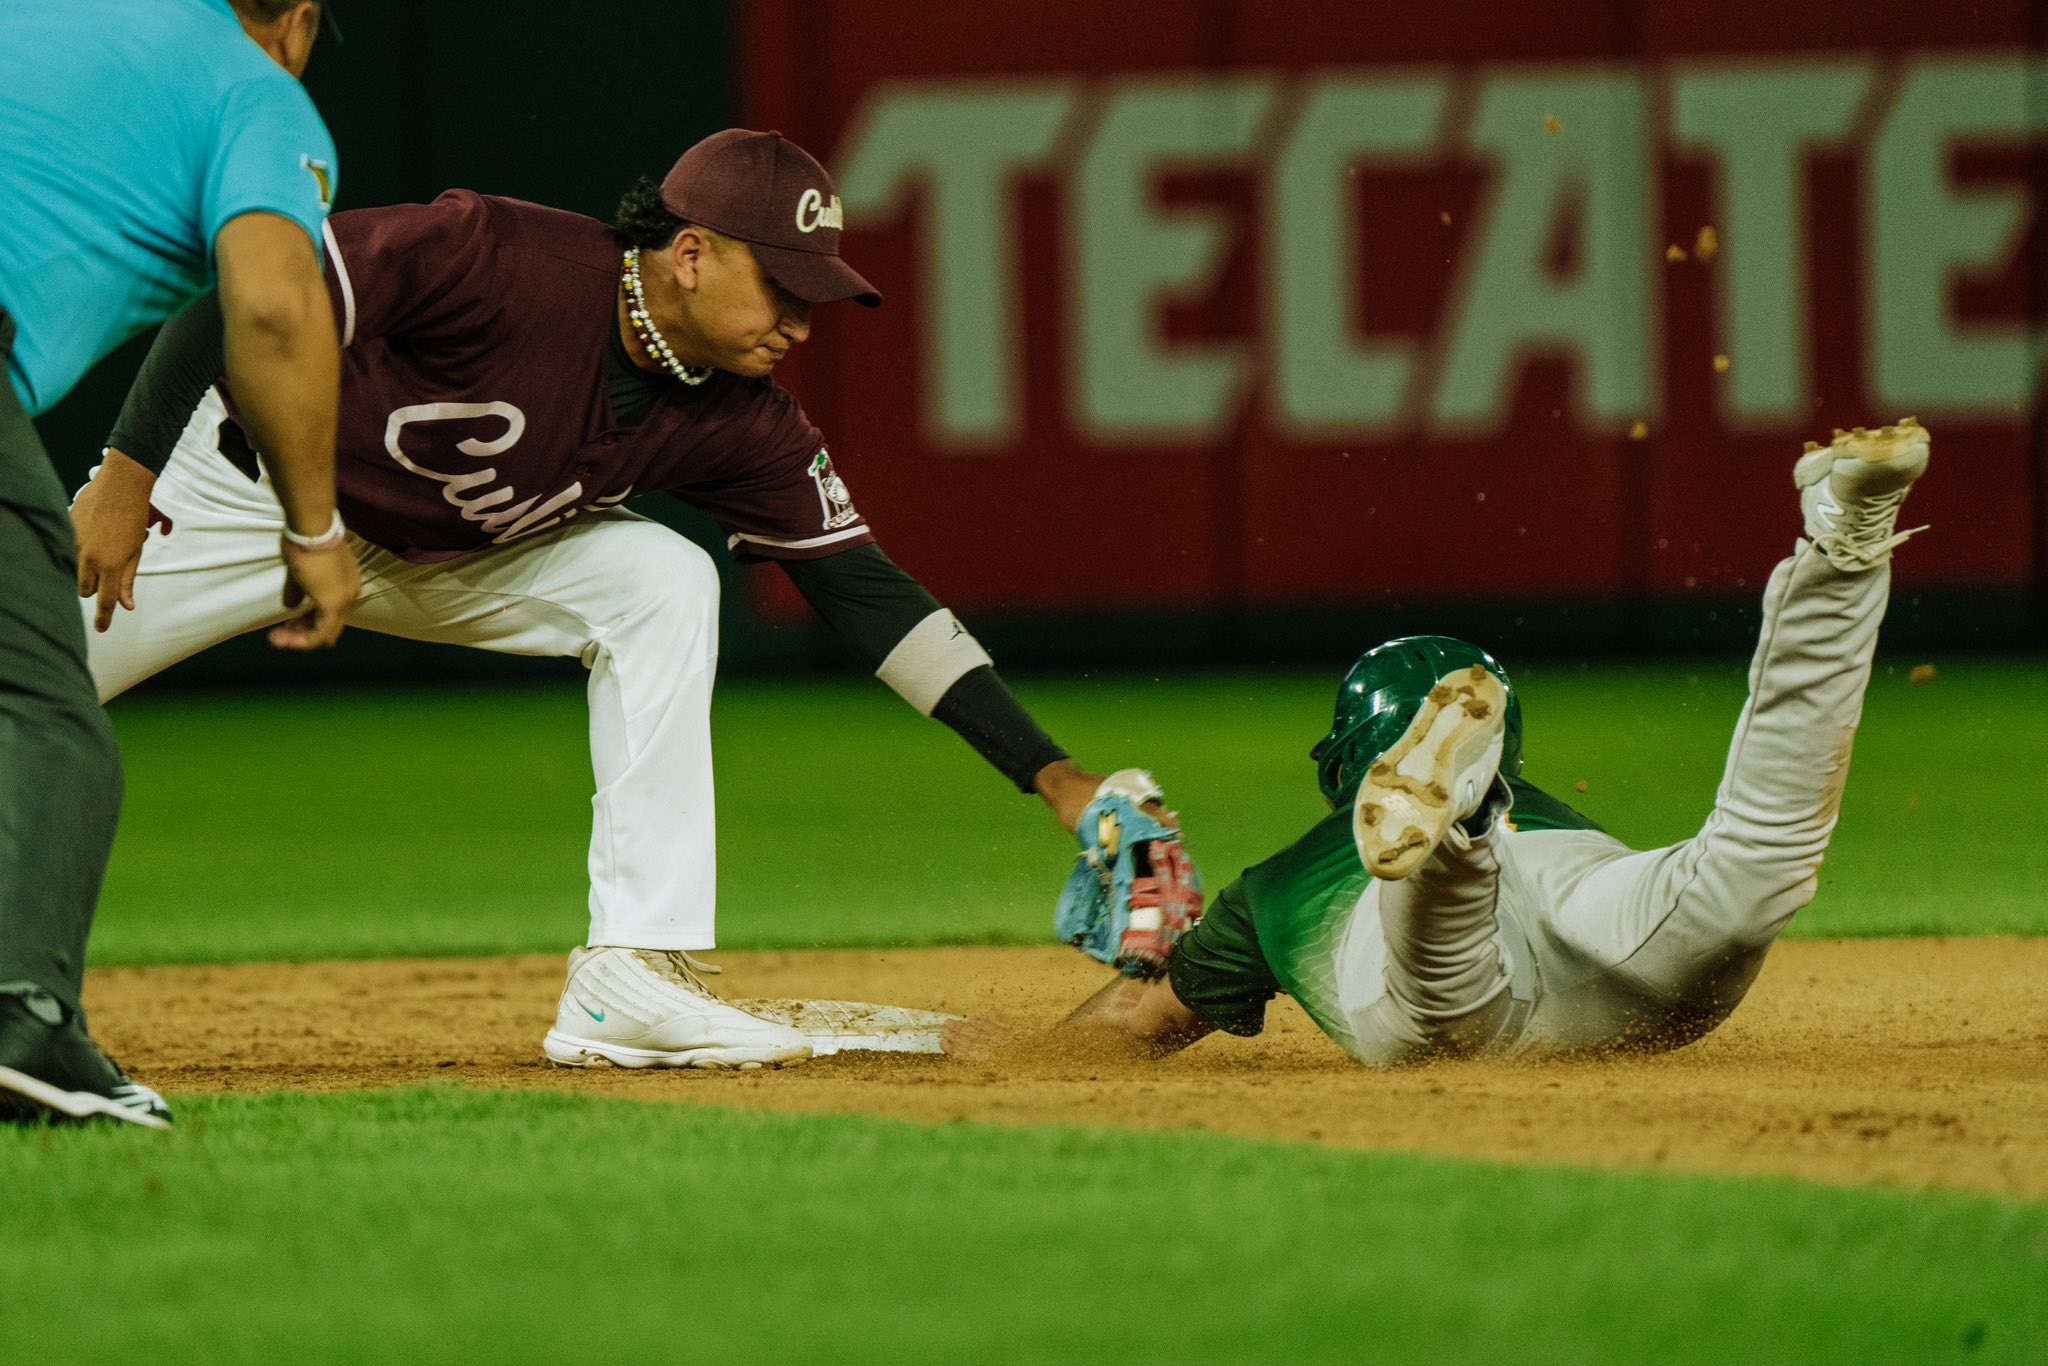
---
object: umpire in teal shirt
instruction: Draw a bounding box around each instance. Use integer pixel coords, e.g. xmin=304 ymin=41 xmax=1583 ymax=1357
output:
xmin=0 ymin=0 xmax=359 ymax=1129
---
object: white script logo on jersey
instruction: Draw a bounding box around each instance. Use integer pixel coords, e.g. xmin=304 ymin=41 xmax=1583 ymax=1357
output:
xmin=808 ymin=449 xmax=861 ymax=529
xmin=795 ymin=188 xmax=844 ymax=234
xmin=383 ymin=402 xmax=628 ymax=545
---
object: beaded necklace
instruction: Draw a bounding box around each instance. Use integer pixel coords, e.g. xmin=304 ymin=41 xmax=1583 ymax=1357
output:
xmin=622 ymin=248 xmax=710 ymax=386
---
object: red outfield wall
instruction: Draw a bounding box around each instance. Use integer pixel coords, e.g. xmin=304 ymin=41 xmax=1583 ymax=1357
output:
xmin=742 ymin=1 xmax=2046 ymax=636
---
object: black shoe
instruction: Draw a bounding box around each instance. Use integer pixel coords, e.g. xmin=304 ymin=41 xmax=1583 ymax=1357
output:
xmin=0 ymin=994 xmax=172 ymax=1130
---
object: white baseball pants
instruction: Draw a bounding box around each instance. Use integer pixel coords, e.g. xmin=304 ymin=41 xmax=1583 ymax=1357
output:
xmin=1341 ymin=538 xmax=1889 ymax=1066
xmin=87 ymin=392 xmax=723 ymax=951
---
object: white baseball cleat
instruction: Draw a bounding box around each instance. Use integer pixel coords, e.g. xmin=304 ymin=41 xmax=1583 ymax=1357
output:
xmin=543 ymin=947 xmax=813 ymax=1071
xmin=1351 ymin=664 xmax=1507 ymax=881
xmin=1794 ymin=418 xmax=1930 ymax=572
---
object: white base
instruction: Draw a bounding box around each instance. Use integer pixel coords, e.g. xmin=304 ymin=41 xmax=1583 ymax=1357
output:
xmin=734 ymin=1000 xmax=960 ymax=1057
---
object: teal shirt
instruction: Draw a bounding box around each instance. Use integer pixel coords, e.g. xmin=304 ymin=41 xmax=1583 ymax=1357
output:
xmin=0 ymin=0 xmax=336 ymax=415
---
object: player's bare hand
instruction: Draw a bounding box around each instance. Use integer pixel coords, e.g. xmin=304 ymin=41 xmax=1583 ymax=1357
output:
xmin=1035 ymin=759 xmax=1109 ymax=834
xmin=71 ymin=448 xmax=161 ymax=632
xmin=269 ymin=538 xmax=360 ymax=650
xmin=1034 ymin=759 xmax=1180 ymax=835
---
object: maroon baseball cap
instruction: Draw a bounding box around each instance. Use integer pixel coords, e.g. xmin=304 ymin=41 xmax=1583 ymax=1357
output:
xmin=660 ymin=129 xmax=881 ymax=309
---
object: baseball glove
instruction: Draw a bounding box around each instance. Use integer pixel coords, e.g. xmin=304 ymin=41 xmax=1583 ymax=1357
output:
xmin=1054 ymin=769 xmax=1204 ymax=978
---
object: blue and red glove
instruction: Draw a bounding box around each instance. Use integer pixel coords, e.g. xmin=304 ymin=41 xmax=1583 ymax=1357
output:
xmin=1054 ymin=770 xmax=1204 ymax=978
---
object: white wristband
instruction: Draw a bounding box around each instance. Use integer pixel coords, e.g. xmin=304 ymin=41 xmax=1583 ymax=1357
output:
xmin=281 ymin=509 xmax=346 ymax=550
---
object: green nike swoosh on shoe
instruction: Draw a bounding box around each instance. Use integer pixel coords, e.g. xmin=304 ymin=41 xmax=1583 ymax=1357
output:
xmin=579 ymin=1000 xmax=605 ymax=1022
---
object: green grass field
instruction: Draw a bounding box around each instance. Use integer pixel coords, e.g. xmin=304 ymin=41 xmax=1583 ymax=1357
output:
xmin=90 ymin=657 xmax=2048 ymax=964
xmin=4 ymin=663 xmax=2038 ymax=1364
xmin=3 ymin=1089 xmax=2043 ymax=1365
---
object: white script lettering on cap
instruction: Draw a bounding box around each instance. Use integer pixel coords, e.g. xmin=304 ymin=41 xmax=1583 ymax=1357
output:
xmin=795 ymin=188 xmax=845 ymax=234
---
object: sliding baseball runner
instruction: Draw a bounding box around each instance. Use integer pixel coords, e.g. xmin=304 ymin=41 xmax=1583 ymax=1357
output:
xmin=1050 ymin=422 xmax=1930 ymax=1067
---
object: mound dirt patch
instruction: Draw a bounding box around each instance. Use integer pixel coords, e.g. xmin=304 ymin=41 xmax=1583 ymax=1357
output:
xmin=85 ymin=939 xmax=2047 ymax=1198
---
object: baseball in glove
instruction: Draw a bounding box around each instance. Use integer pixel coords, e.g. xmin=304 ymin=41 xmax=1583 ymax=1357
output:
xmin=1054 ymin=769 xmax=1204 ymax=978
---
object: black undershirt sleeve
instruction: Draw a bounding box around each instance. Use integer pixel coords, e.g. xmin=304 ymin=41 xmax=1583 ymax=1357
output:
xmin=106 ymin=292 xmax=226 ymax=474
xmin=928 ymin=667 xmax=1069 ymax=793
xmin=778 ymin=542 xmax=943 ymax=660
xmin=778 ymin=544 xmax=1069 ymax=792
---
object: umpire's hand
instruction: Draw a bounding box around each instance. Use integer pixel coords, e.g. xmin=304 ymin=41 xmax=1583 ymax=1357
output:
xmin=73 ymin=448 xmax=159 ymax=632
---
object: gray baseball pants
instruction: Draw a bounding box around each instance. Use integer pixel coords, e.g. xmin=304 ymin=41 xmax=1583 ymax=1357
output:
xmin=0 ymin=312 xmax=125 ymax=1018
xmin=1348 ymin=538 xmax=1886 ymax=1066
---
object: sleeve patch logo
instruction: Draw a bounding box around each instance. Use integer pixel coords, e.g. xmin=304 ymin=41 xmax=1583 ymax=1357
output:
xmin=808 ymin=449 xmax=860 ymax=529
xmin=300 ymin=154 xmax=334 ymax=210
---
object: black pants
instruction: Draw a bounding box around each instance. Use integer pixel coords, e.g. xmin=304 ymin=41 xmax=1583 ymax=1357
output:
xmin=0 ymin=311 xmax=124 ymax=1015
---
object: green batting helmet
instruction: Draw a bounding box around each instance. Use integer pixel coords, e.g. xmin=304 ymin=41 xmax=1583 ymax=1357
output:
xmin=1311 ymin=635 xmax=1524 ymax=808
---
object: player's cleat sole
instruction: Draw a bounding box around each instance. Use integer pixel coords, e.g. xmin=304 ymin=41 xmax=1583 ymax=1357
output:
xmin=1352 ymin=664 xmax=1507 ymax=881
xmin=541 ymin=1030 xmax=808 ymax=1071
xmin=1793 ymin=418 xmax=1930 ymax=572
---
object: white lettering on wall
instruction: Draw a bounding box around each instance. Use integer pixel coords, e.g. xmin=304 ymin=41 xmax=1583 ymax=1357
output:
xmin=1671 ymin=61 xmax=1873 ymax=426
xmin=836 ymin=82 xmax=1080 ymax=447
xmin=1267 ymin=72 xmax=1450 ymax=434
xmin=1070 ymin=77 xmax=1277 ymax=442
xmin=832 ymin=58 xmax=2048 ymax=449
xmin=1870 ymin=55 xmax=2046 ymax=415
xmin=1432 ymin=70 xmax=1654 ymax=431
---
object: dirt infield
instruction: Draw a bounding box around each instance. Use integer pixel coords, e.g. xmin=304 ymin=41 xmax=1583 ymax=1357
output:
xmin=86 ymin=939 xmax=2047 ymax=1198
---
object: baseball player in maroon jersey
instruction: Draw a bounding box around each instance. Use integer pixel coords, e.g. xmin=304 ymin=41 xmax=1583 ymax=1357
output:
xmin=69 ymin=129 xmax=1125 ymax=1071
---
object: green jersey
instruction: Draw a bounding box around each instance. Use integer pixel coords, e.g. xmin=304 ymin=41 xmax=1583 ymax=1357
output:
xmin=1168 ymin=778 xmax=1602 ymax=1055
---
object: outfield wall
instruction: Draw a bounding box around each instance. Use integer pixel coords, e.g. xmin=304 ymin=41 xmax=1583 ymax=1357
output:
xmin=742 ymin=0 xmax=2048 ymax=658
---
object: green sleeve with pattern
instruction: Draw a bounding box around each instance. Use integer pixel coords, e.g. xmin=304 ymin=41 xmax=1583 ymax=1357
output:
xmin=1166 ymin=877 xmax=1279 ymax=1036
xmin=1169 ymin=805 xmax=1370 ymax=1040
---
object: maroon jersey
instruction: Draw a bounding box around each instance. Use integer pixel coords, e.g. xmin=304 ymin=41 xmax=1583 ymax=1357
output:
xmin=293 ymin=191 xmax=871 ymax=563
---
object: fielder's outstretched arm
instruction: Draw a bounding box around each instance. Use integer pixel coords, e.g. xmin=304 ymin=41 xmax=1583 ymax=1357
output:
xmin=780 ymin=545 xmax=1121 ymax=831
